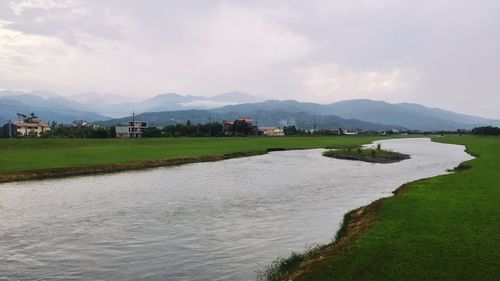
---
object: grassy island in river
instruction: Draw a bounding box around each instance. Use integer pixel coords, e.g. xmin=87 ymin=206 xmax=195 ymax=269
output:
xmin=266 ymin=135 xmax=499 ymax=281
xmin=323 ymin=145 xmax=410 ymax=163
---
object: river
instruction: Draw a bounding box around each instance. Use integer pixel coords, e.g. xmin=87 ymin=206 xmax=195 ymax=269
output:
xmin=0 ymin=138 xmax=473 ymax=280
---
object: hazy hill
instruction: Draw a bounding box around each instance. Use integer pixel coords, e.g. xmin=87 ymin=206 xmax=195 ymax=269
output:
xmin=215 ymin=99 xmax=500 ymax=130
xmin=99 ymin=109 xmax=405 ymax=131
xmin=110 ymin=92 xmax=263 ymax=115
xmin=0 ymin=91 xmax=109 ymax=124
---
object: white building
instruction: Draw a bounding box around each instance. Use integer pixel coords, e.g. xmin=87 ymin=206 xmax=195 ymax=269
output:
xmin=116 ymin=121 xmax=148 ymax=138
xmin=342 ymin=129 xmax=361 ymax=135
xmin=15 ymin=119 xmax=51 ymax=137
xmin=258 ymin=127 xmax=285 ymax=136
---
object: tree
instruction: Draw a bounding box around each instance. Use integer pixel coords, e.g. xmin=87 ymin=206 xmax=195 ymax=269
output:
xmin=471 ymin=126 xmax=500 ymax=135
xmin=283 ymin=125 xmax=299 ymax=136
xmin=231 ymin=120 xmax=253 ymax=136
xmin=142 ymin=127 xmax=162 ymax=138
xmin=89 ymin=128 xmax=109 ymax=138
xmin=109 ymin=126 xmax=116 ymax=138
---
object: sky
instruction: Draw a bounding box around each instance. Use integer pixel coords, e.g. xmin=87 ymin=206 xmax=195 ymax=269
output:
xmin=0 ymin=0 xmax=499 ymax=118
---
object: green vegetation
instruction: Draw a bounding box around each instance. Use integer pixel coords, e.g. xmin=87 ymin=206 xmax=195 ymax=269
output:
xmin=323 ymin=145 xmax=410 ymax=163
xmin=257 ymin=245 xmax=327 ymax=281
xmin=274 ymin=135 xmax=499 ymax=281
xmin=0 ymin=136 xmax=385 ymax=175
xmin=471 ymin=126 xmax=500 ymax=135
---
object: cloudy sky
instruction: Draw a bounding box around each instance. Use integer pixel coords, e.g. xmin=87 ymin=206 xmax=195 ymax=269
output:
xmin=0 ymin=0 xmax=499 ymax=118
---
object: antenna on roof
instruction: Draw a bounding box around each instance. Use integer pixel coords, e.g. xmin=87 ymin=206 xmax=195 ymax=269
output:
xmin=16 ymin=113 xmax=26 ymax=122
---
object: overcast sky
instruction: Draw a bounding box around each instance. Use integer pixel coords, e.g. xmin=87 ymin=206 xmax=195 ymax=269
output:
xmin=0 ymin=0 xmax=499 ymax=118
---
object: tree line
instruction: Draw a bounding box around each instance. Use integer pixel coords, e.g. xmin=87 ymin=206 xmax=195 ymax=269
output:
xmin=471 ymin=126 xmax=500 ymax=135
xmin=143 ymin=121 xmax=224 ymax=137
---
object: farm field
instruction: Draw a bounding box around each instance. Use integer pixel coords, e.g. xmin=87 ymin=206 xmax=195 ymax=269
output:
xmin=0 ymin=136 xmax=385 ymax=175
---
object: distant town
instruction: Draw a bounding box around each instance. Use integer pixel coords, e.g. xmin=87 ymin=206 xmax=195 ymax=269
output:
xmin=2 ymin=112 xmax=498 ymax=138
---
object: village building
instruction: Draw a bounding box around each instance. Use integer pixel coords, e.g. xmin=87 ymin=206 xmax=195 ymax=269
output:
xmin=222 ymin=120 xmax=234 ymax=134
xmin=115 ymin=121 xmax=148 ymax=138
xmin=11 ymin=119 xmax=51 ymax=137
xmin=72 ymin=120 xmax=99 ymax=130
xmin=258 ymin=127 xmax=285 ymax=136
xmin=1 ymin=113 xmax=51 ymax=137
xmin=341 ymin=129 xmax=361 ymax=135
xmin=72 ymin=120 xmax=89 ymax=127
xmin=2 ymin=121 xmax=18 ymax=138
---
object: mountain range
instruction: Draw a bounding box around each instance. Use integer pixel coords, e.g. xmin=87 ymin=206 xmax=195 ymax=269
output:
xmin=211 ymin=99 xmax=499 ymax=130
xmin=1 ymin=90 xmax=498 ymax=131
xmin=97 ymin=109 xmax=407 ymax=132
xmin=0 ymin=90 xmax=262 ymax=121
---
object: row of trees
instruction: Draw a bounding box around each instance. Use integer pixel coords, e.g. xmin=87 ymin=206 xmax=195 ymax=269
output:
xmin=471 ymin=126 xmax=500 ymax=135
xmin=143 ymin=122 xmax=225 ymax=137
xmin=45 ymin=125 xmax=116 ymax=138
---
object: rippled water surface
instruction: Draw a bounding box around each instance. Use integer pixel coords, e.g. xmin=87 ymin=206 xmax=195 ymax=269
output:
xmin=0 ymin=138 xmax=472 ymax=280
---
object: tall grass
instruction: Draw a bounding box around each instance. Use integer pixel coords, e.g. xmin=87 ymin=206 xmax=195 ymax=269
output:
xmin=256 ymin=245 xmax=326 ymax=281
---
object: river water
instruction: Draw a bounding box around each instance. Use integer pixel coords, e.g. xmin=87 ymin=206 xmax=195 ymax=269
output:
xmin=0 ymin=138 xmax=472 ymax=280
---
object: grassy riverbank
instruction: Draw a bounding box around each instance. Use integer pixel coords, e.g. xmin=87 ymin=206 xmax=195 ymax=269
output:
xmin=0 ymin=136 xmax=386 ymax=182
xmin=271 ymin=135 xmax=499 ymax=281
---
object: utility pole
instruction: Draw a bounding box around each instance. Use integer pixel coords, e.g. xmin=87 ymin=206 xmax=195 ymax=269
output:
xmin=8 ymin=119 xmax=12 ymax=138
xmin=131 ymin=110 xmax=136 ymax=137
xmin=208 ymin=116 xmax=212 ymax=137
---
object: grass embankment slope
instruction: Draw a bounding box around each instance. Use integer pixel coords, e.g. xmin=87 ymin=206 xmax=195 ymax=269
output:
xmin=286 ymin=135 xmax=499 ymax=281
xmin=0 ymin=136 xmax=383 ymax=181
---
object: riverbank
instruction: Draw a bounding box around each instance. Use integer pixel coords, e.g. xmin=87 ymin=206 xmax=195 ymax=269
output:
xmin=268 ymin=136 xmax=499 ymax=281
xmin=0 ymin=152 xmax=266 ymax=183
xmin=0 ymin=136 xmax=385 ymax=183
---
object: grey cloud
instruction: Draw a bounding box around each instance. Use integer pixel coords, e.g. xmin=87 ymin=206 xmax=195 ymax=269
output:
xmin=0 ymin=0 xmax=499 ymax=118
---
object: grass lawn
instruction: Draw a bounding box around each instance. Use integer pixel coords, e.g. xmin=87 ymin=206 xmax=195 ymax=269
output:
xmin=289 ymin=135 xmax=500 ymax=280
xmin=0 ymin=136 xmax=386 ymax=174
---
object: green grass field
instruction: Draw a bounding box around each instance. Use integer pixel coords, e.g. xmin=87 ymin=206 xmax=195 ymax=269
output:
xmin=290 ymin=135 xmax=500 ymax=280
xmin=0 ymin=136 xmax=384 ymax=174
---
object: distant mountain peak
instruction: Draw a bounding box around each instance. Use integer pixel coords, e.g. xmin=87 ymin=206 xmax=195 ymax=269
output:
xmin=211 ymin=92 xmax=262 ymax=103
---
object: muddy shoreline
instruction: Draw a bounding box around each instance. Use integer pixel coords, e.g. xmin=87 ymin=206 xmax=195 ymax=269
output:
xmin=329 ymin=152 xmax=410 ymax=164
